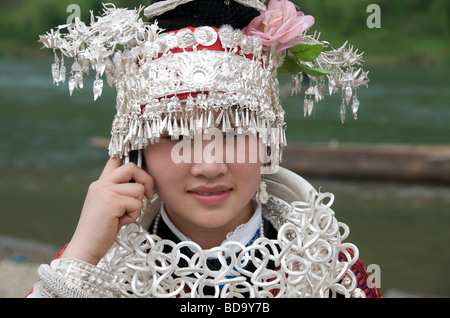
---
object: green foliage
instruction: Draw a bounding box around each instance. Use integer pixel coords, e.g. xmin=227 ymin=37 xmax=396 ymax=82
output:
xmin=293 ymin=0 xmax=449 ymax=65
xmin=0 ymin=0 xmax=448 ymax=64
xmin=277 ymin=43 xmax=339 ymax=76
xmin=0 ymin=0 xmax=143 ymax=56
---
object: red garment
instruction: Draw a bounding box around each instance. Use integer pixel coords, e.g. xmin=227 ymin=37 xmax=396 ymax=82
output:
xmin=339 ymin=250 xmax=382 ymax=298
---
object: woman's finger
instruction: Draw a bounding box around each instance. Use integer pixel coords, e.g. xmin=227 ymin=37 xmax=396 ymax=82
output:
xmin=109 ymin=182 xmax=147 ymax=200
xmin=98 ymin=158 xmax=154 ymax=199
xmin=111 ymin=165 xmax=153 ymax=195
xmin=99 ymin=156 xmax=122 ymax=180
xmin=115 ymin=195 xmax=143 ymax=224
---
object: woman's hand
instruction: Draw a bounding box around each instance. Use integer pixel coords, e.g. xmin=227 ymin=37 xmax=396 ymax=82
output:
xmin=61 ymin=157 xmax=154 ymax=265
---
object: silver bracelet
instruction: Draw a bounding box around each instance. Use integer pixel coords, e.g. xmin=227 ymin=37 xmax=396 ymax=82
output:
xmin=37 ymin=258 xmax=118 ymax=298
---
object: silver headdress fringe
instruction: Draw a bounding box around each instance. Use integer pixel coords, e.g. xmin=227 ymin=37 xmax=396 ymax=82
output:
xmin=293 ymin=33 xmax=370 ymax=122
xmin=40 ymin=4 xmax=285 ymax=161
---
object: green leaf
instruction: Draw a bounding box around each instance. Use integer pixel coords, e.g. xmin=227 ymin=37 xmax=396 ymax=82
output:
xmin=277 ymin=55 xmax=303 ymax=75
xmin=277 ymin=55 xmax=340 ymax=77
xmin=289 ymin=43 xmax=324 ymax=62
xmin=296 ymin=64 xmax=340 ymax=77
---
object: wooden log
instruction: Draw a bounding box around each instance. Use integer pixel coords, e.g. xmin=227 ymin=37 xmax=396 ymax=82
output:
xmin=281 ymin=142 xmax=450 ymax=183
xmin=88 ymin=137 xmax=450 ymax=183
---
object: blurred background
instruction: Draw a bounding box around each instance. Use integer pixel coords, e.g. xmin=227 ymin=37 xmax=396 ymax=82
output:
xmin=0 ymin=0 xmax=449 ymax=297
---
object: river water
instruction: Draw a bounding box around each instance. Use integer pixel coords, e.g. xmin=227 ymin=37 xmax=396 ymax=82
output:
xmin=1 ymin=57 xmax=449 ymax=297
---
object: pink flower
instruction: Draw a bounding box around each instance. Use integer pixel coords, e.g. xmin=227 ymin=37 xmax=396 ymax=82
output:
xmin=243 ymin=0 xmax=315 ymax=52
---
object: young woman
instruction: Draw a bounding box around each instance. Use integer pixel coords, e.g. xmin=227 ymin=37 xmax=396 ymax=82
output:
xmin=28 ymin=0 xmax=379 ymax=298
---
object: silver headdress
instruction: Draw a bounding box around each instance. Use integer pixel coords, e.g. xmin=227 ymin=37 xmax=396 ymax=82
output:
xmin=39 ymin=1 xmax=369 ymax=162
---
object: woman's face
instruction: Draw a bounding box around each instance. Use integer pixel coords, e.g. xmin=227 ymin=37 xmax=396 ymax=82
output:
xmin=143 ymin=130 xmax=262 ymax=246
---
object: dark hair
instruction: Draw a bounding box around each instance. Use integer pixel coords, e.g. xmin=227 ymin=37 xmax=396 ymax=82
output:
xmin=148 ymin=0 xmax=260 ymax=31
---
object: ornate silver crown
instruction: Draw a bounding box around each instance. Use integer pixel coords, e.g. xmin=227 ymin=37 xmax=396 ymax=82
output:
xmin=39 ymin=5 xmax=286 ymax=162
xmin=39 ymin=2 xmax=369 ymax=162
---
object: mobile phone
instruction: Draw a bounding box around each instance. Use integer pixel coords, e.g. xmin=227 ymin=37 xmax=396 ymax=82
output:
xmin=123 ymin=150 xmax=142 ymax=183
xmin=123 ymin=150 xmax=142 ymax=166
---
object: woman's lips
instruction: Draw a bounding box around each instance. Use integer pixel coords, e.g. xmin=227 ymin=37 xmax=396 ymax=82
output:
xmin=188 ymin=186 xmax=232 ymax=205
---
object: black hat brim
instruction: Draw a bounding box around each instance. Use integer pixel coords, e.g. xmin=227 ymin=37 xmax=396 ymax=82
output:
xmin=148 ymin=0 xmax=261 ymax=31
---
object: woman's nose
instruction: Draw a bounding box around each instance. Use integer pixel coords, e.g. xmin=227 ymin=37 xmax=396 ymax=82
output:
xmin=190 ymin=160 xmax=228 ymax=179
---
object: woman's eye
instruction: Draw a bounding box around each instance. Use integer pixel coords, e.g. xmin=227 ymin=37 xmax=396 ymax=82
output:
xmin=163 ymin=135 xmax=184 ymax=141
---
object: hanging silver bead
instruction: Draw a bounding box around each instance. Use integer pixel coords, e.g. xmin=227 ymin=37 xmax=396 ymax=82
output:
xmin=93 ymin=77 xmax=103 ymax=101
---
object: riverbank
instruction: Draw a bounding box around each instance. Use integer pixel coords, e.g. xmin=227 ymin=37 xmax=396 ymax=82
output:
xmin=282 ymin=142 xmax=450 ymax=183
xmin=0 ymin=236 xmax=58 ymax=298
xmin=89 ymin=137 xmax=450 ymax=183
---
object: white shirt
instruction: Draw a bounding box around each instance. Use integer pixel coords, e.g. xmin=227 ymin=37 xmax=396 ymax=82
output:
xmin=159 ymin=200 xmax=262 ymax=255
